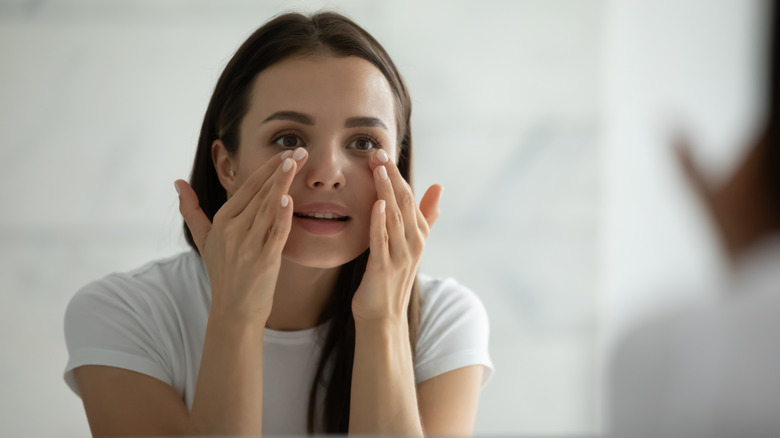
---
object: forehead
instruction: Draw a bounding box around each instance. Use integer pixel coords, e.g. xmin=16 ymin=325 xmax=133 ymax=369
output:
xmin=246 ymin=54 xmax=397 ymax=133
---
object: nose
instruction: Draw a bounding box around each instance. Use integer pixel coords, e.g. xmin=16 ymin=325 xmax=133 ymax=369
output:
xmin=302 ymin=145 xmax=346 ymax=190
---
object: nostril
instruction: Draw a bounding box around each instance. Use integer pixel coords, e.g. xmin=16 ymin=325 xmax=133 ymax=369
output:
xmin=311 ymin=181 xmax=341 ymax=189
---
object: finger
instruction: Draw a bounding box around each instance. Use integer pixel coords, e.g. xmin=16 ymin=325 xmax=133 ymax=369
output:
xmin=175 ymin=179 xmax=212 ymax=254
xmin=236 ymin=150 xmax=308 ymax=231
xmin=373 ymin=164 xmax=406 ymax=256
xmin=369 ymin=199 xmax=389 ymax=264
xmin=260 ymin=194 xmax=294 ymax=258
xmin=220 ymin=148 xmax=307 ymax=220
xmin=250 ymin=156 xmax=299 ymax=236
xmin=419 ymin=184 xmax=443 ymax=229
xmin=371 ymin=150 xmax=419 ymax=240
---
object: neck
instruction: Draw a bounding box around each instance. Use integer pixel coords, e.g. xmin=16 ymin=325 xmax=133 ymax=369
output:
xmin=264 ymin=259 xmax=340 ymax=331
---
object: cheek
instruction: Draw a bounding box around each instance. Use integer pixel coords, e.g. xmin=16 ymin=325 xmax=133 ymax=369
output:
xmin=236 ymin=145 xmax=278 ymax=178
xmin=356 ymin=167 xmax=379 ymax=208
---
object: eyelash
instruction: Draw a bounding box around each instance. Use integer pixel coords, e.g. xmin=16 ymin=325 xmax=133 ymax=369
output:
xmin=270 ymin=132 xmax=383 ymax=151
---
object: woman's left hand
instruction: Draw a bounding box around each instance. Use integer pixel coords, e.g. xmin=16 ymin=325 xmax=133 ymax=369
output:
xmin=351 ymin=149 xmax=443 ymax=323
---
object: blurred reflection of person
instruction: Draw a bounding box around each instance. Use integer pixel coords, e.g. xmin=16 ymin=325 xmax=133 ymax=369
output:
xmin=608 ymin=1 xmax=780 ymax=436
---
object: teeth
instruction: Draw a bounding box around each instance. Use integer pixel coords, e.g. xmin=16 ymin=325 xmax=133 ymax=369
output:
xmin=297 ymin=212 xmax=345 ymax=220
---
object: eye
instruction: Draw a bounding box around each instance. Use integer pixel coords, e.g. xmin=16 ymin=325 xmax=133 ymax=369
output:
xmin=347 ymin=136 xmax=381 ymax=151
xmin=273 ymin=134 xmax=304 ymax=148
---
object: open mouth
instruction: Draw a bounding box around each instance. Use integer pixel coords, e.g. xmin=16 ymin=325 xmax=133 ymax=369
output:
xmin=293 ymin=212 xmax=350 ymax=222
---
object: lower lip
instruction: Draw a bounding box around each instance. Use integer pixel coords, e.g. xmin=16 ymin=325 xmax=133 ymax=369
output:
xmin=294 ymin=217 xmax=350 ymax=235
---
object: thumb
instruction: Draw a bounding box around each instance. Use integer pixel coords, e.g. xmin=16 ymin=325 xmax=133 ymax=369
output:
xmin=175 ymin=179 xmax=212 ymax=254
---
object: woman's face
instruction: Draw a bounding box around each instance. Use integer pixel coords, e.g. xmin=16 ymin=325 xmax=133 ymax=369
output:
xmin=229 ymin=54 xmax=399 ymax=269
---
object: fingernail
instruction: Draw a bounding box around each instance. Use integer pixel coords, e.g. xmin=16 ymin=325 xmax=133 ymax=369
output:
xmin=378 ymin=166 xmax=388 ymax=180
xmin=376 ymin=149 xmax=389 ymax=163
xmin=174 ymin=181 xmax=180 ymax=195
xmin=282 ymin=158 xmax=293 ymax=172
xmin=281 ymin=150 xmax=293 ymax=160
xmin=293 ymin=147 xmax=306 ymax=161
xmin=281 ymin=195 xmax=289 ymax=208
xmin=379 ymin=200 xmax=386 ymax=213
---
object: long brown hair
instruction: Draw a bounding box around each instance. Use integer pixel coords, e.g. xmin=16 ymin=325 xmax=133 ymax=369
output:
xmin=768 ymin=0 xmax=780 ymax=210
xmin=182 ymin=11 xmax=421 ymax=434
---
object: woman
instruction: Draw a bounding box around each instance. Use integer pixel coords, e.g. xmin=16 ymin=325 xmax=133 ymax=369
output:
xmin=63 ymin=11 xmax=493 ymax=437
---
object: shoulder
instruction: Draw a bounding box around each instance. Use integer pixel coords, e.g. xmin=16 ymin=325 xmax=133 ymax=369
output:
xmin=417 ymin=273 xmax=487 ymax=319
xmin=416 ymin=273 xmax=489 ymax=339
xmin=67 ymin=250 xmax=206 ymax=314
xmin=64 ymin=250 xmax=208 ymax=351
xmin=63 ymin=251 xmax=207 ymax=395
xmin=414 ymin=273 xmax=493 ymax=385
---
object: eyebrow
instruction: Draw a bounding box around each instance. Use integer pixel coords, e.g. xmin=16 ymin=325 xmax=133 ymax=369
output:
xmin=262 ymin=111 xmax=314 ymax=125
xmin=261 ymin=111 xmax=388 ymax=131
xmin=344 ymin=116 xmax=388 ymax=131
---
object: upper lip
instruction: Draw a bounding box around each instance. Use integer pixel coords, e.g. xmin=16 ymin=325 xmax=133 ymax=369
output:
xmin=293 ymin=202 xmax=351 ymax=217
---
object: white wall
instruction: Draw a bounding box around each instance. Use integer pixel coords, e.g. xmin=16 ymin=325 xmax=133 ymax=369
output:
xmin=0 ymin=1 xmax=602 ymax=436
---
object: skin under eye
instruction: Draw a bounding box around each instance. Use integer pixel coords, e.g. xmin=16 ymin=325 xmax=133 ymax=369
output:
xmin=347 ymin=135 xmax=382 ymax=151
xmin=273 ymin=133 xmax=305 ymax=148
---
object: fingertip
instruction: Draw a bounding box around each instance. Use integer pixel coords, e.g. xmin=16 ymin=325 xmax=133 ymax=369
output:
xmin=433 ymin=184 xmax=443 ymax=199
xmin=368 ymin=149 xmax=389 ymax=169
xmin=377 ymin=165 xmax=388 ymax=181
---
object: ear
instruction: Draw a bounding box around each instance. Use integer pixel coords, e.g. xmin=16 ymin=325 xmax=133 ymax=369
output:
xmin=211 ymin=139 xmax=239 ymax=195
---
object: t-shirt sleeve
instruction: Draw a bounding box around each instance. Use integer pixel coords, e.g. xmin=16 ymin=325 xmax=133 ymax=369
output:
xmin=63 ymin=276 xmax=173 ymax=397
xmin=414 ymin=276 xmax=494 ymax=387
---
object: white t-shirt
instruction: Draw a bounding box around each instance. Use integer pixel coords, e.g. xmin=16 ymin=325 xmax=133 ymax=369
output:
xmin=63 ymin=250 xmax=494 ymax=434
xmin=609 ymin=235 xmax=780 ymax=437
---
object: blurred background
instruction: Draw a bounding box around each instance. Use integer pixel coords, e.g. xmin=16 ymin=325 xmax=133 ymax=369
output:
xmin=0 ymin=0 xmax=766 ymax=436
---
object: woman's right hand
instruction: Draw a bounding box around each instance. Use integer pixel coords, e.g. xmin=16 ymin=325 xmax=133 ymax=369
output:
xmin=174 ymin=148 xmax=308 ymax=322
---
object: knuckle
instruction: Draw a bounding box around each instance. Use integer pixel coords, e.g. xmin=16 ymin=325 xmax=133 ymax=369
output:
xmin=398 ymin=191 xmax=415 ymax=210
xmin=411 ymin=235 xmax=425 ymax=254
xmin=372 ymin=229 xmax=389 ymax=247
xmin=252 ymin=193 xmax=267 ymax=212
xmin=212 ymin=210 xmax=227 ymax=227
xmin=386 ymin=163 xmax=400 ymax=177
xmin=266 ymin=221 xmax=288 ymax=242
xmin=237 ymin=248 xmax=255 ymax=268
xmin=390 ymin=209 xmax=404 ymax=227
xmin=223 ymin=220 xmax=240 ymax=238
xmin=224 ymin=232 xmax=239 ymax=252
xmin=420 ymin=222 xmax=430 ymax=238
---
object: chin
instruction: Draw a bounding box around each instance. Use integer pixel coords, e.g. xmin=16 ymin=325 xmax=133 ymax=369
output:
xmin=281 ymin=240 xmax=367 ymax=269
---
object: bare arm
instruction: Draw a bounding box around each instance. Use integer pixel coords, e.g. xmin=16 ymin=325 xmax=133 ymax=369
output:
xmin=74 ymin=148 xmax=308 ymax=436
xmin=74 ymin=316 xmax=266 ymax=437
xmin=348 ymin=150 xmax=446 ymax=435
xmin=185 ymin=315 xmax=266 ymax=435
xmin=349 ymin=319 xmax=484 ymax=437
xmin=349 ymin=318 xmax=423 ymax=435
xmin=416 ymin=366 xmax=484 ymax=436
xmin=75 ymin=366 xmax=189 ymax=437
